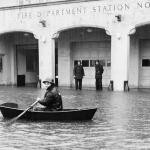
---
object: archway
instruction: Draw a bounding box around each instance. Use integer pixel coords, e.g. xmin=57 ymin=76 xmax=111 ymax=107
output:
xmin=55 ymin=27 xmax=111 ymax=88
xmin=0 ymin=31 xmax=38 ymax=86
xmin=130 ymin=24 xmax=150 ymax=88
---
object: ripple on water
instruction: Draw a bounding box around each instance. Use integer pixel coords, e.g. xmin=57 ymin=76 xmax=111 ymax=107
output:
xmin=1 ymin=88 xmax=150 ymax=149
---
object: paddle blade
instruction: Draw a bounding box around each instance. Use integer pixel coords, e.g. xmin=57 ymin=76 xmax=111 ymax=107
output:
xmin=0 ymin=103 xmax=18 ymax=108
xmin=5 ymin=99 xmax=40 ymax=126
xmin=6 ymin=116 xmax=21 ymax=126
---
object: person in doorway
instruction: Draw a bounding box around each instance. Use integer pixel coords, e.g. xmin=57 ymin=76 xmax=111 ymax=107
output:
xmin=36 ymin=77 xmax=63 ymax=111
xmin=73 ymin=61 xmax=85 ymax=90
xmin=95 ymin=60 xmax=104 ymax=90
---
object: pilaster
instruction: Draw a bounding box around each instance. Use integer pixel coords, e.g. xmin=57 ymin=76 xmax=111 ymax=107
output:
xmin=111 ymin=31 xmax=130 ymax=91
xmin=36 ymin=35 xmax=55 ymax=87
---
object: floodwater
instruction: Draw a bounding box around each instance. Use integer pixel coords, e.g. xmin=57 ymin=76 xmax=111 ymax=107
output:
xmin=0 ymin=87 xmax=150 ymax=149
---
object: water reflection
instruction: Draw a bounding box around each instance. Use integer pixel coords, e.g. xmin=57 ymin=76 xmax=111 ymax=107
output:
xmin=0 ymin=120 xmax=101 ymax=149
xmin=0 ymin=87 xmax=150 ymax=149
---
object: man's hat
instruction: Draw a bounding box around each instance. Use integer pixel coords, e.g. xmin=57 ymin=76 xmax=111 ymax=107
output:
xmin=43 ymin=77 xmax=54 ymax=84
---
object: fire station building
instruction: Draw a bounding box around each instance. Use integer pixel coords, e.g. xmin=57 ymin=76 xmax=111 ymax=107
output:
xmin=0 ymin=0 xmax=150 ymax=91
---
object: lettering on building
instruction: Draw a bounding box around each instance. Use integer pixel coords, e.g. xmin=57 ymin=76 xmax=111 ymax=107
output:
xmin=17 ymin=1 xmax=150 ymax=20
xmin=137 ymin=1 xmax=150 ymax=9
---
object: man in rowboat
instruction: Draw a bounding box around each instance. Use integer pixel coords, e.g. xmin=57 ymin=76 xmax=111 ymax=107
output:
xmin=36 ymin=77 xmax=63 ymax=111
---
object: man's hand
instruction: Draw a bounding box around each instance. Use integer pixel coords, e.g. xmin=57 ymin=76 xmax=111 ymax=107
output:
xmin=37 ymin=97 xmax=41 ymax=101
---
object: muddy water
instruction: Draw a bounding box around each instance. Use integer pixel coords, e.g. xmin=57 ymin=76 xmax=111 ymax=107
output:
xmin=0 ymin=87 xmax=150 ymax=149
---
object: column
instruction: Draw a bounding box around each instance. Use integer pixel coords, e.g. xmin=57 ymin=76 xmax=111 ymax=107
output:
xmin=111 ymin=32 xmax=130 ymax=91
xmin=38 ymin=36 xmax=55 ymax=87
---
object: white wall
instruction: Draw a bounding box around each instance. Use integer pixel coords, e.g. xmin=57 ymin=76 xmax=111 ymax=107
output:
xmin=0 ymin=35 xmax=14 ymax=84
xmin=58 ymin=33 xmax=71 ymax=86
xmin=129 ymin=35 xmax=139 ymax=88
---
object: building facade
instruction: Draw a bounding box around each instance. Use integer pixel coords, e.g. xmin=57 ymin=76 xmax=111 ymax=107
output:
xmin=0 ymin=0 xmax=150 ymax=91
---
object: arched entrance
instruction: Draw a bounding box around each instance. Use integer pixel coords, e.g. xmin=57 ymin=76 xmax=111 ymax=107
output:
xmin=56 ymin=27 xmax=111 ymax=88
xmin=0 ymin=31 xmax=38 ymax=86
xmin=130 ymin=24 xmax=150 ymax=88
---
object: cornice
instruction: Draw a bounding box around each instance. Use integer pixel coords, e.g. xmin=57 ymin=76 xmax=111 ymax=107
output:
xmin=0 ymin=0 xmax=103 ymax=11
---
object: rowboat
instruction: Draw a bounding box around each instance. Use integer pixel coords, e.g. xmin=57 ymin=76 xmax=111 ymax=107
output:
xmin=0 ymin=102 xmax=97 ymax=121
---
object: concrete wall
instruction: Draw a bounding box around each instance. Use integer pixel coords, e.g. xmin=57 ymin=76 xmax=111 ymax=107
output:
xmin=0 ymin=35 xmax=14 ymax=85
xmin=129 ymin=35 xmax=139 ymax=88
xmin=58 ymin=34 xmax=71 ymax=86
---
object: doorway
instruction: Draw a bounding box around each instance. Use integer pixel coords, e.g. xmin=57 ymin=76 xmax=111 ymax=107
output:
xmin=16 ymin=44 xmax=39 ymax=87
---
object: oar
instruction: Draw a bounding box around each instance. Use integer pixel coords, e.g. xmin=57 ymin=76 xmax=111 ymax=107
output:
xmin=6 ymin=98 xmax=40 ymax=126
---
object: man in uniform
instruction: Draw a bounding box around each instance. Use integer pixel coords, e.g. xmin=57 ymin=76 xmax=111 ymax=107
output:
xmin=73 ymin=61 xmax=85 ymax=90
xmin=95 ymin=60 xmax=104 ymax=90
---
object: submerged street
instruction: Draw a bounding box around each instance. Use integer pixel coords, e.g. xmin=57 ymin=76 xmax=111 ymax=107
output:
xmin=0 ymin=86 xmax=150 ymax=149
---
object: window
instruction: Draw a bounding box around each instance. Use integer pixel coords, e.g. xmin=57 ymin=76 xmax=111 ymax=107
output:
xmin=26 ymin=55 xmax=34 ymax=72
xmin=90 ymin=60 xmax=96 ymax=67
xmin=142 ymin=59 xmax=150 ymax=67
xmin=82 ymin=60 xmax=89 ymax=67
xmin=107 ymin=60 xmax=111 ymax=67
xmin=74 ymin=59 xmax=111 ymax=67
xmin=26 ymin=53 xmax=37 ymax=72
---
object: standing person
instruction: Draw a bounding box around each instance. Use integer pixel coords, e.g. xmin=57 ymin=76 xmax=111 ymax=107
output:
xmin=95 ymin=60 xmax=104 ymax=90
xmin=36 ymin=77 xmax=63 ymax=111
xmin=73 ymin=61 xmax=85 ymax=90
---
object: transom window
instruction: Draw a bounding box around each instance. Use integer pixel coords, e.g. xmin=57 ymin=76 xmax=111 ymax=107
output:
xmin=74 ymin=59 xmax=111 ymax=67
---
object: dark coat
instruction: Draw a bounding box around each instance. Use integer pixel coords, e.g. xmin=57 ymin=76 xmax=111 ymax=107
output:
xmin=39 ymin=85 xmax=63 ymax=110
xmin=95 ymin=64 xmax=104 ymax=79
xmin=74 ymin=65 xmax=85 ymax=79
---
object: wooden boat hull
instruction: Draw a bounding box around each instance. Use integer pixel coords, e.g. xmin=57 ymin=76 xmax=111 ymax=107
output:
xmin=0 ymin=103 xmax=97 ymax=121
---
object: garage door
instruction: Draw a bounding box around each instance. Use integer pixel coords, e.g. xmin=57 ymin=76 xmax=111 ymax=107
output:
xmin=71 ymin=41 xmax=111 ymax=88
xmin=139 ymin=39 xmax=150 ymax=88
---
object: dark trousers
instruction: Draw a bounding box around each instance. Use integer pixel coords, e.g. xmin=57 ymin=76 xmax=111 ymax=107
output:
xmin=75 ymin=79 xmax=82 ymax=90
xmin=96 ymin=78 xmax=102 ymax=90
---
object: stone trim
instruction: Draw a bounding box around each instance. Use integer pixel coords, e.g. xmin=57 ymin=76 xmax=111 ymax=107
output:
xmin=0 ymin=0 xmax=101 ymax=11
